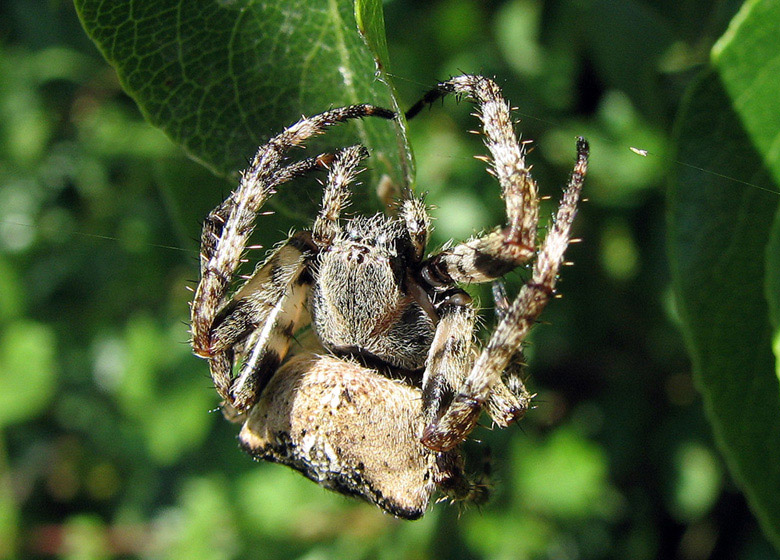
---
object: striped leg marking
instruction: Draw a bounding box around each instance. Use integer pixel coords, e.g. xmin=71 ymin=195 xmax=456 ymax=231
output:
xmin=412 ymin=75 xmax=540 ymax=285
xmin=312 ymin=145 xmax=370 ymax=247
xmin=191 ymin=105 xmax=394 ymax=358
xmin=421 ymin=302 xmax=477 ymax=429
xmin=190 ymin=105 xmax=394 ymax=405
xmin=206 ymin=234 xmax=313 ymax=407
xmin=424 ymin=138 xmax=589 ymax=452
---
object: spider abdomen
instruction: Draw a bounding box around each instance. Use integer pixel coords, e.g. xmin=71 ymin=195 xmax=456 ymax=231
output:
xmin=238 ymin=353 xmax=453 ymax=519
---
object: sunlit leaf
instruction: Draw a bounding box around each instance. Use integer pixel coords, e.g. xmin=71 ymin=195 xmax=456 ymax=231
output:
xmin=74 ymin=0 xmax=410 ymax=219
xmin=712 ymin=0 xmax=780 ymax=190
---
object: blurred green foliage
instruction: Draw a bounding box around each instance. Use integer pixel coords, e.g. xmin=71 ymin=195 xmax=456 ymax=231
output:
xmin=1 ymin=0 xmax=779 ymax=559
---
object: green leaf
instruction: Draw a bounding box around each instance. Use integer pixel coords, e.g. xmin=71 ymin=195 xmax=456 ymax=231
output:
xmin=668 ymin=70 xmax=780 ymax=549
xmin=74 ymin=0 xmax=409 ymax=217
xmin=355 ymin=0 xmax=414 ymax=187
xmin=670 ymin=1 xmax=780 ymax=547
xmin=769 ymin=208 xmax=780 ymax=331
xmin=354 ymin=0 xmax=391 ymax=70
xmin=734 ymin=0 xmax=780 ymax=374
xmin=712 ymin=0 xmax=780 ymax=191
xmin=769 ymin=209 xmax=780 ymax=394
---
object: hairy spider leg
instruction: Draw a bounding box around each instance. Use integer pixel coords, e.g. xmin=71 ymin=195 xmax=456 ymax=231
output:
xmin=418 ymin=300 xmax=500 ymax=505
xmin=234 ymin=146 xmax=374 ymax=409
xmin=422 ymin=303 xmax=477 ymax=425
xmin=197 ymin=156 xmax=325 ymax=272
xmin=191 ymin=104 xmax=394 ymax=359
xmin=312 ymin=145 xmax=370 ymax=247
xmin=399 ymin=198 xmax=430 ymax=261
xmin=219 ymin=234 xmax=313 ymax=410
xmin=484 ymin=281 xmax=532 ymax=427
xmin=198 ymin=159 xmax=323 ymax=401
xmin=217 ymin=147 xmax=375 ymax=410
xmin=433 ymin=448 xmax=490 ymax=506
xmin=409 ymin=75 xmax=540 ymax=285
xmin=211 ymin=145 xmax=370 ymax=350
xmin=422 ymin=138 xmax=589 ymax=451
xmin=202 ymin=232 xmax=314 ymax=405
xmin=191 ymin=106 xmax=394 ymax=403
xmin=421 ymin=292 xmax=530 ymax=438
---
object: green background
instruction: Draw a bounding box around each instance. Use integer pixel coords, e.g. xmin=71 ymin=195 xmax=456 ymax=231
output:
xmin=2 ymin=0 xmax=780 ymax=558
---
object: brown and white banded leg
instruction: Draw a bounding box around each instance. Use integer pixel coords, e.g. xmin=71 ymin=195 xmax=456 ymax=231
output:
xmin=422 ymin=299 xmax=476 ymax=427
xmin=198 ymin=158 xmax=322 ymax=403
xmin=197 ymin=155 xmax=327 ymax=277
xmin=419 ymin=298 xmax=493 ymax=505
xmin=213 ymin=146 xmax=375 ymax=409
xmin=191 ymin=106 xmax=393 ymax=402
xmin=410 ymin=75 xmax=539 ymax=285
xmin=207 ymin=233 xmax=314 ymax=407
xmin=419 ymin=294 xmax=510 ymax=504
xmin=312 ymin=145 xmax=369 ymax=247
xmin=191 ymin=104 xmax=394 ymax=358
xmin=423 ymin=138 xmax=589 ymax=451
xmin=422 ymin=285 xmax=531 ymax=441
xmin=226 ymin=235 xmax=315 ymax=410
xmin=401 ymin=198 xmax=430 ymax=261
xmin=484 ymin=281 xmax=532 ymax=428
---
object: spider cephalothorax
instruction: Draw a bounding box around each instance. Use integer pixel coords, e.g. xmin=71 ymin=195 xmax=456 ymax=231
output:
xmin=311 ymin=213 xmax=436 ymax=372
xmin=190 ymin=75 xmax=589 ymax=519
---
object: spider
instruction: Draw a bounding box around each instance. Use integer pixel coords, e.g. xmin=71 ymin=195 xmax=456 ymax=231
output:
xmin=190 ymin=75 xmax=589 ymax=519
